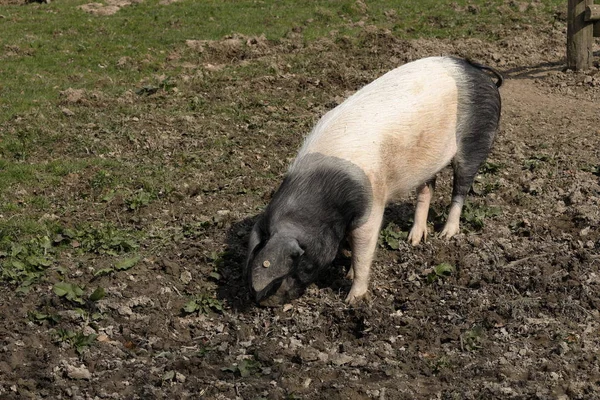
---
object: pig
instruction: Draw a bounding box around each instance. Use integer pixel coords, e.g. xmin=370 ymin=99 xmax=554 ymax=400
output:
xmin=246 ymin=56 xmax=503 ymax=306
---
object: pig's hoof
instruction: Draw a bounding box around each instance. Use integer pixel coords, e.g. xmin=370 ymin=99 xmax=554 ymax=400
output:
xmin=345 ymin=290 xmax=371 ymax=305
xmin=346 ymin=267 xmax=354 ymax=280
xmin=408 ymin=225 xmax=428 ymax=246
xmin=439 ymin=223 xmax=460 ymax=240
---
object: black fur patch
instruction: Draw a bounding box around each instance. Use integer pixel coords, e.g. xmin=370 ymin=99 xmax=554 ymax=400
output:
xmin=246 ymin=153 xmax=372 ymax=304
xmin=266 ymin=153 xmax=372 ymax=268
xmin=451 ymin=58 xmax=502 ymax=197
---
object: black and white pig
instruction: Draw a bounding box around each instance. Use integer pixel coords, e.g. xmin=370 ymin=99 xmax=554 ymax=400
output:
xmin=246 ymin=56 xmax=503 ymax=306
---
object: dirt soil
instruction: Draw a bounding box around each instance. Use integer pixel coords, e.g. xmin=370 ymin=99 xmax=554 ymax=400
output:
xmin=1 ymin=7 xmax=600 ymax=400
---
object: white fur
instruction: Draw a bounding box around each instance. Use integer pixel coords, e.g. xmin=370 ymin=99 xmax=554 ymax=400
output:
xmin=289 ymin=57 xmax=471 ymax=304
xmin=293 ymin=56 xmax=463 ymax=203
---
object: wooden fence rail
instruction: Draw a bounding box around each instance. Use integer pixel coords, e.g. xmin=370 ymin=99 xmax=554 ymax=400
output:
xmin=567 ymin=0 xmax=600 ymax=70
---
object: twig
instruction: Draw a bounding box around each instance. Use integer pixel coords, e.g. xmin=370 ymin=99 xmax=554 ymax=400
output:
xmin=504 ymin=253 xmax=548 ymax=269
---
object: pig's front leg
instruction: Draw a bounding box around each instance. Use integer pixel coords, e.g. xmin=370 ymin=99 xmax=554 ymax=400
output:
xmin=345 ymin=204 xmax=384 ymax=305
xmin=408 ymin=180 xmax=435 ymax=246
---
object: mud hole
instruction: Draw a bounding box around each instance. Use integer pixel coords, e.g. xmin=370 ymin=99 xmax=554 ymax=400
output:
xmin=1 ymin=11 xmax=600 ymax=400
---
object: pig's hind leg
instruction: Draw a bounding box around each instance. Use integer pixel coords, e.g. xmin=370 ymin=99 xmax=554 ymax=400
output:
xmin=408 ymin=178 xmax=436 ymax=246
xmin=441 ymin=130 xmax=497 ymax=239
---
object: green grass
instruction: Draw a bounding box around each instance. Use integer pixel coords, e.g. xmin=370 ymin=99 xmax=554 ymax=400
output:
xmin=1 ymin=0 xmax=564 ymax=121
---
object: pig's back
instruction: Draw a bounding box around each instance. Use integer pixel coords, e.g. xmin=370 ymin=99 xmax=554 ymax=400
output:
xmin=293 ymin=57 xmax=461 ymax=201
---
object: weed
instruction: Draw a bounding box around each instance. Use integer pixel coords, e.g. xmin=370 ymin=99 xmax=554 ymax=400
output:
xmin=461 ymin=202 xmax=502 ymax=231
xmin=53 ymin=282 xmax=85 ymax=305
xmin=0 ymin=235 xmax=54 ymax=289
xmin=94 ymin=255 xmax=141 ymax=277
xmin=89 ymin=170 xmax=114 ymax=189
xmin=426 ymin=263 xmax=455 ymax=284
xmin=126 ymin=190 xmax=154 ymax=211
xmin=57 ymin=224 xmax=139 ymax=256
xmin=182 ymin=294 xmax=224 ymax=315
xmin=523 ymin=154 xmax=551 ymax=171
xmin=461 ymin=326 xmax=484 ymax=352
xmin=52 ymin=329 xmax=97 ymax=355
xmin=379 ymin=222 xmax=408 ymax=250
xmin=509 ymin=219 xmax=532 ymax=237
xmin=582 ymin=164 xmax=600 ymax=176
xmin=206 ymin=251 xmax=225 ymax=281
xmin=428 ymin=355 xmax=451 ymax=374
xmin=221 ymin=358 xmax=262 ymax=378
xmin=27 ymin=310 xmax=60 ymax=325
xmin=89 ymin=287 xmax=106 ymax=302
xmin=480 ymin=161 xmax=503 ymax=175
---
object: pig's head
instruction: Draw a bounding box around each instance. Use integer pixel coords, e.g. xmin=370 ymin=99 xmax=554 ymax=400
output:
xmin=246 ymin=222 xmax=323 ymax=306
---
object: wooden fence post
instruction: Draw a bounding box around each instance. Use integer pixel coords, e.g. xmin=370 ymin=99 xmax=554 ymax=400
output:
xmin=585 ymin=4 xmax=600 ymax=36
xmin=567 ymin=0 xmax=593 ymax=70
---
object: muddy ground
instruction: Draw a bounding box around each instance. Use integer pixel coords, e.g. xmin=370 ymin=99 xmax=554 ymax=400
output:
xmin=2 ymin=4 xmax=600 ymax=400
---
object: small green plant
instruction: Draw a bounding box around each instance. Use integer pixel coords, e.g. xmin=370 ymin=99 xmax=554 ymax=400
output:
xmin=379 ymin=222 xmax=408 ymax=250
xmin=28 ymin=310 xmax=60 ymax=325
xmin=206 ymin=251 xmax=224 ymax=281
xmin=89 ymin=287 xmax=106 ymax=302
xmin=53 ymin=282 xmax=85 ymax=305
xmin=0 ymin=235 xmax=54 ymax=288
xmin=480 ymin=161 xmax=503 ymax=175
xmin=52 ymin=329 xmax=97 ymax=355
xmin=428 ymin=355 xmax=451 ymax=374
xmin=53 ymin=282 xmax=106 ymax=304
xmin=221 ymin=358 xmax=262 ymax=378
xmin=57 ymin=224 xmax=139 ymax=256
xmin=426 ymin=262 xmax=455 ymax=284
xmin=126 ymin=190 xmax=154 ymax=211
xmin=523 ymin=154 xmax=550 ymax=171
xmin=94 ymin=255 xmax=141 ymax=277
xmin=89 ymin=170 xmax=114 ymax=189
xmin=582 ymin=164 xmax=600 ymax=176
xmin=509 ymin=219 xmax=531 ymax=237
xmin=182 ymin=294 xmax=224 ymax=315
xmin=461 ymin=326 xmax=484 ymax=352
xmin=461 ymin=202 xmax=501 ymax=231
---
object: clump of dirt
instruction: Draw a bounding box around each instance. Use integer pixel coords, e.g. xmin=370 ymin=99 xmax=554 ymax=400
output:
xmin=78 ymin=0 xmax=143 ymax=16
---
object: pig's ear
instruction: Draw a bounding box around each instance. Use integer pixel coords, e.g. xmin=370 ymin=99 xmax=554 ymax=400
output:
xmin=245 ymin=220 xmax=265 ymax=275
xmin=248 ymin=224 xmax=263 ymax=255
xmin=287 ymin=239 xmax=304 ymax=258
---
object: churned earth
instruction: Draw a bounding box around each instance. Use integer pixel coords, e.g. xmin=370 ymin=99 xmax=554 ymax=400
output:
xmin=1 ymin=1 xmax=600 ymax=399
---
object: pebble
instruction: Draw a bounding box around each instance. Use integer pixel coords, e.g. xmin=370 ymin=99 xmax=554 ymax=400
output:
xmin=180 ymin=270 xmax=192 ymax=284
xmin=61 ymin=108 xmax=75 ymax=117
xmin=65 ymin=364 xmax=91 ymax=380
xmin=330 ymin=353 xmax=353 ymax=366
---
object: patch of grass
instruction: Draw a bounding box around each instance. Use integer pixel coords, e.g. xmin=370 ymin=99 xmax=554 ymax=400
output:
xmin=0 ymin=0 xmax=564 ymax=122
xmin=57 ymin=224 xmax=140 ymax=256
xmin=0 ymin=235 xmax=54 ymax=288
